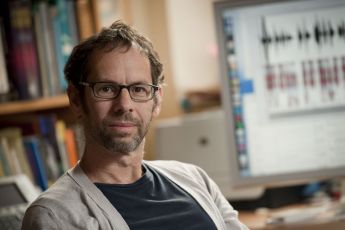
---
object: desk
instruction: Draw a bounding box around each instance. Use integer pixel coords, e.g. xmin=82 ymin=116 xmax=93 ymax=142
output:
xmin=238 ymin=203 xmax=345 ymax=230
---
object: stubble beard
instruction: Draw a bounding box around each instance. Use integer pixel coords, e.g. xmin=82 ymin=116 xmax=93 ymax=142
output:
xmin=84 ymin=112 xmax=152 ymax=154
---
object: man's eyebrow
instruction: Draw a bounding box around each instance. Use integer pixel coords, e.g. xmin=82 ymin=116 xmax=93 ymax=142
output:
xmin=89 ymin=81 xmax=152 ymax=85
xmin=129 ymin=81 xmax=151 ymax=85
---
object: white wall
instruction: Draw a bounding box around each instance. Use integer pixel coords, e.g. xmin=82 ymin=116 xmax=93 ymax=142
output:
xmin=165 ymin=0 xmax=220 ymax=99
xmin=96 ymin=0 xmax=221 ymax=102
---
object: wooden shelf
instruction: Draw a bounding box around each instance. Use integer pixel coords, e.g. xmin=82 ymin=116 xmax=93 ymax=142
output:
xmin=0 ymin=94 xmax=70 ymax=116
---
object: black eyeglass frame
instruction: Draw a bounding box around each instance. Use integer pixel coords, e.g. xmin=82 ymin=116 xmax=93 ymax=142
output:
xmin=79 ymin=81 xmax=160 ymax=102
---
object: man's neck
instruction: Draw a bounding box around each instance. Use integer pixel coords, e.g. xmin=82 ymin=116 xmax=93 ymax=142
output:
xmin=80 ymin=143 xmax=145 ymax=184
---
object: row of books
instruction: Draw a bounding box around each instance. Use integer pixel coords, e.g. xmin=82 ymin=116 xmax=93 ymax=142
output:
xmin=0 ymin=114 xmax=83 ymax=191
xmin=0 ymin=0 xmax=97 ymax=103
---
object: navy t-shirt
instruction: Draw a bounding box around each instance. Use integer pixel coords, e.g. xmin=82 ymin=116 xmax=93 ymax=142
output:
xmin=95 ymin=163 xmax=217 ymax=230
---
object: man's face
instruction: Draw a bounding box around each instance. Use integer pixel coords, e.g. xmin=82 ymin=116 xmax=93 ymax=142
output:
xmin=76 ymin=46 xmax=161 ymax=155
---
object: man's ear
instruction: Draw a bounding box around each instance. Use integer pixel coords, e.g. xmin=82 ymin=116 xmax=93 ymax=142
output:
xmin=67 ymin=85 xmax=84 ymax=119
xmin=152 ymin=87 xmax=163 ymax=117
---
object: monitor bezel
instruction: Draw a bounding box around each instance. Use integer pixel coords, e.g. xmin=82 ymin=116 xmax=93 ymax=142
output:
xmin=214 ymin=0 xmax=345 ymax=188
xmin=0 ymin=174 xmax=40 ymax=205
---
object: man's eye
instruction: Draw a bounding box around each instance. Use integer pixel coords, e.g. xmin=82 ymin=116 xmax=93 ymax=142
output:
xmin=100 ymin=86 xmax=114 ymax=92
xmin=133 ymin=86 xmax=146 ymax=92
xmin=96 ymin=84 xmax=117 ymax=96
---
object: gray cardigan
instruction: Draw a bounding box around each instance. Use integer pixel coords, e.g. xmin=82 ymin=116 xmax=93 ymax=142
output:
xmin=22 ymin=160 xmax=248 ymax=230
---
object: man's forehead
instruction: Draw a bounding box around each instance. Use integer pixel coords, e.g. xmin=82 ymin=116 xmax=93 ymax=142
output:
xmin=86 ymin=45 xmax=151 ymax=82
xmin=90 ymin=44 xmax=147 ymax=62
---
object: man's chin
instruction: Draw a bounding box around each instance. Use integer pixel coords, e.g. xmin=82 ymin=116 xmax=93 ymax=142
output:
xmin=105 ymin=140 xmax=139 ymax=154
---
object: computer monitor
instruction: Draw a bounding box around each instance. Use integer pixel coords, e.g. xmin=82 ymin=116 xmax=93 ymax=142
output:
xmin=214 ymin=0 xmax=345 ymax=188
xmin=0 ymin=174 xmax=40 ymax=208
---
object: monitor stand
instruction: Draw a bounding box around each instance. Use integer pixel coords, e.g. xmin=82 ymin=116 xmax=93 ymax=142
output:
xmin=221 ymin=185 xmax=265 ymax=201
xmin=229 ymin=184 xmax=307 ymax=211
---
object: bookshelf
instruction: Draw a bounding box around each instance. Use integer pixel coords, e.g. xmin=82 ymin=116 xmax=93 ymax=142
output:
xmin=0 ymin=95 xmax=70 ymax=116
xmin=0 ymin=93 xmax=78 ymax=189
xmin=0 ymin=0 xmax=98 ymax=190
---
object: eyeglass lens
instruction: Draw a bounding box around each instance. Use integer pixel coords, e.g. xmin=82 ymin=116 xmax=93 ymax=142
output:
xmin=93 ymin=83 xmax=154 ymax=100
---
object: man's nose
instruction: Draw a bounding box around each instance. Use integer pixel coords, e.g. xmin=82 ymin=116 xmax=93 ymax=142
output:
xmin=113 ymin=88 xmax=133 ymax=112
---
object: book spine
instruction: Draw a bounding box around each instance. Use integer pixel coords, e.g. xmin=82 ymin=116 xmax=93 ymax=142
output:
xmin=0 ymin=135 xmax=20 ymax=175
xmin=10 ymin=129 xmax=34 ymax=181
xmin=66 ymin=0 xmax=79 ymax=45
xmin=37 ymin=136 xmax=60 ymax=182
xmin=0 ymin=19 xmax=10 ymax=96
xmin=65 ymin=128 xmax=79 ymax=167
xmin=51 ymin=2 xmax=65 ymax=93
xmin=38 ymin=2 xmax=60 ymax=96
xmin=24 ymin=136 xmax=48 ymax=191
xmin=52 ymin=0 xmax=78 ymax=93
xmin=38 ymin=114 xmax=64 ymax=175
xmin=7 ymin=0 xmax=42 ymax=100
xmin=0 ymin=136 xmax=13 ymax=176
xmin=32 ymin=2 xmax=50 ymax=98
xmin=55 ymin=120 xmax=69 ymax=172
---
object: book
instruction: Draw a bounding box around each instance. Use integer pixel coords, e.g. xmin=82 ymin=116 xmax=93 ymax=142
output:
xmin=0 ymin=129 xmax=23 ymax=176
xmin=0 ymin=20 xmax=10 ymax=96
xmin=65 ymin=128 xmax=79 ymax=167
xmin=0 ymin=136 xmax=12 ymax=176
xmin=38 ymin=114 xmax=64 ymax=175
xmin=24 ymin=136 xmax=48 ymax=191
xmin=51 ymin=0 xmax=78 ymax=93
xmin=32 ymin=2 xmax=50 ymax=98
xmin=55 ymin=120 xmax=69 ymax=171
xmin=4 ymin=0 xmax=42 ymax=100
xmin=35 ymin=1 xmax=61 ymax=96
xmin=38 ymin=135 xmax=60 ymax=182
xmin=66 ymin=0 xmax=79 ymax=44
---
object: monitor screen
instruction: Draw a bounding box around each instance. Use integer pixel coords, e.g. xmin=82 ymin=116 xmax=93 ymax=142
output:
xmin=214 ymin=0 xmax=345 ymax=187
xmin=0 ymin=183 xmax=26 ymax=207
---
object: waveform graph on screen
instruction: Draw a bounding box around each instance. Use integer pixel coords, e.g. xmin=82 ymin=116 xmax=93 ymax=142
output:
xmin=215 ymin=0 xmax=345 ymax=191
xmin=260 ymin=6 xmax=345 ymax=116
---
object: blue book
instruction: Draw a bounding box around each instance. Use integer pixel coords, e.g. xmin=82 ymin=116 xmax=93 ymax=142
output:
xmin=51 ymin=0 xmax=78 ymax=92
xmin=24 ymin=136 xmax=48 ymax=191
xmin=38 ymin=114 xmax=64 ymax=175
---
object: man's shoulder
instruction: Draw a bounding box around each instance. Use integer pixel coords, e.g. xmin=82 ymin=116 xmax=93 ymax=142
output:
xmin=146 ymin=160 xmax=197 ymax=170
xmin=29 ymin=172 xmax=80 ymax=208
xmin=22 ymin=171 xmax=104 ymax=230
xmin=145 ymin=160 xmax=205 ymax=178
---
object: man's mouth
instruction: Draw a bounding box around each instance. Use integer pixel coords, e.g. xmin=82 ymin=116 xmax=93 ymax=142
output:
xmin=108 ymin=121 xmax=136 ymax=132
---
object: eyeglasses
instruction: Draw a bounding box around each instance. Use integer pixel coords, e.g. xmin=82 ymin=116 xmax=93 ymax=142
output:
xmin=79 ymin=82 xmax=159 ymax=102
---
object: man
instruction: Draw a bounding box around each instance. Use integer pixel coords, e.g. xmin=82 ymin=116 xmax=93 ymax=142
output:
xmin=22 ymin=21 xmax=248 ymax=230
